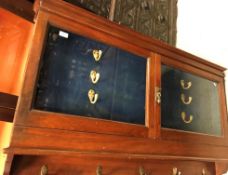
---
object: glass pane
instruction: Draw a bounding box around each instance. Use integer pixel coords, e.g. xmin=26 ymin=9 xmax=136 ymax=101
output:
xmin=161 ymin=65 xmax=221 ymax=136
xmin=33 ymin=26 xmax=146 ymax=125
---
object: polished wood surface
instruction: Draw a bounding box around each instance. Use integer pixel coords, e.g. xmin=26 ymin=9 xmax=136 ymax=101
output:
xmin=147 ymin=53 xmax=161 ymax=138
xmin=0 ymin=8 xmax=33 ymax=95
xmin=8 ymin=126 xmax=228 ymax=160
xmin=2 ymin=0 xmax=228 ymax=174
xmin=215 ymin=162 xmax=228 ymax=175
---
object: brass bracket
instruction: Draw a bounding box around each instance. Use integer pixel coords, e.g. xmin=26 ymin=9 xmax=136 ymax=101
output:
xmin=40 ymin=165 xmax=48 ymax=175
xmin=90 ymin=70 xmax=100 ymax=84
xmin=93 ymin=49 xmax=103 ymax=62
xmin=173 ymin=167 xmax=181 ymax=175
xmin=181 ymin=93 xmax=192 ymax=105
xmin=180 ymin=80 xmax=192 ymax=90
xmin=202 ymin=169 xmax=206 ymax=175
xmin=88 ymin=89 xmax=99 ymax=104
xmin=155 ymin=87 xmax=162 ymax=104
xmin=181 ymin=112 xmax=193 ymax=124
xmin=139 ymin=166 xmax=147 ymax=175
xmin=96 ymin=165 xmax=102 ymax=175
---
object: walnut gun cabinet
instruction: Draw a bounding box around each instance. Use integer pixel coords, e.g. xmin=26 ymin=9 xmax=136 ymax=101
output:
xmin=3 ymin=0 xmax=228 ymax=174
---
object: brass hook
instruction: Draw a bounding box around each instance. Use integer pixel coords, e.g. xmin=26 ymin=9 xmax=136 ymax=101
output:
xmin=173 ymin=167 xmax=181 ymax=175
xmin=90 ymin=70 xmax=100 ymax=84
xmin=88 ymin=89 xmax=99 ymax=104
xmin=96 ymin=165 xmax=102 ymax=175
xmin=202 ymin=168 xmax=206 ymax=175
xmin=180 ymin=80 xmax=192 ymax=90
xmin=40 ymin=165 xmax=48 ymax=175
xmin=181 ymin=93 xmax=192 ymax=105
xmin=93 ymin=49 xmax=103 ymax=62
xmin=139 ymin=166 xmax=147 ymax=175
xmin=155 ymin=87 xmax=162 ymax=104
xmin=181 ymin=112 xmax=193 ymax=124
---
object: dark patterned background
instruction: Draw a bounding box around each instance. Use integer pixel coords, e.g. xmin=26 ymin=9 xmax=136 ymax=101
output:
xmin=64 ymin=0 xmax=177 ymax=46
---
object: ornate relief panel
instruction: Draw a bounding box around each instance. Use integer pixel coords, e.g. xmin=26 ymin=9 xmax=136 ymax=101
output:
xmin=114 ymin=0 xmax=177 ymax=46
xmin=114 ymin=0 xmax=139 ymax=30
xmin=64 ymin=0 xmax=177 ymax=45
xmin=64 ymin=0 xmax=111 ymax=18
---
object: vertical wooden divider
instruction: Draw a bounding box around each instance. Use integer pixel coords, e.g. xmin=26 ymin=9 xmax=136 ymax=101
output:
xmin=146 ymin=53 xmax=161 ymax=139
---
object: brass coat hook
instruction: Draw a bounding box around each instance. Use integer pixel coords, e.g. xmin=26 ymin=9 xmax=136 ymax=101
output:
xmin=93 ymin=49 xmax=103 ymax=62
xmin=96 ymin=165 xmax=102 ymax=175
xmin=180 ymin=80 xmax=192 ymax=90
xmin=40 ymin=165 xmax=48 ymax=175
xmin=181 ymin=112 xmax=193 ymax=124
xmin=88 ymin=89 xmax=99 ymax=104
xmin=181 ymin=94 xmax=193 ymax=105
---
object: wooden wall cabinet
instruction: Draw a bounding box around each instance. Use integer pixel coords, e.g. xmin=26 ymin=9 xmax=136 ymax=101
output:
xmin=3 ymin=0 xmax=228 ymax=174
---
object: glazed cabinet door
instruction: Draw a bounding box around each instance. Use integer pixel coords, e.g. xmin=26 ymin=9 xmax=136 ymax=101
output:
xmin=161 ymin=64 xmax=222 ymax=136
xmin=14 ymin=8 xmax=156 ymax=138
xmin=34 ymin=25 xmax=146 ymax=125
xmin=160 ymin=56 xmax=227 ymax=145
